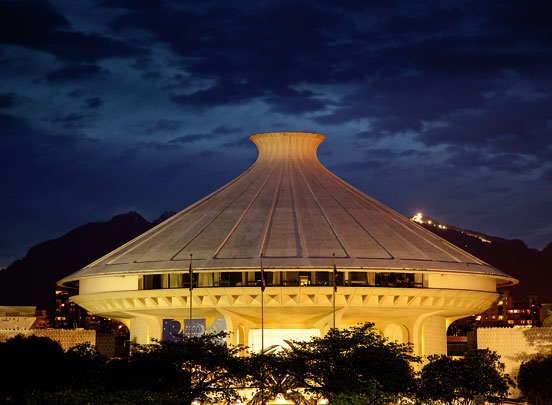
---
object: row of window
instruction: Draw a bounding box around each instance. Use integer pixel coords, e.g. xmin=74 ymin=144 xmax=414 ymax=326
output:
xmin=139 ymin=271 xmax=424 ymax=290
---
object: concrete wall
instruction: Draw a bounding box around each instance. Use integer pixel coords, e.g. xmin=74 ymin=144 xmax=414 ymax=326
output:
xmin=425 ymin=273 xmax=496 ymax=292
xmin=0 ymin=329 xmax=119 ymax=357
xmin=0 ymin=329 xmax=95 ymax=351
xmin=477 ymin=327 xmax=552 ymax=398
xmin=80 ymin=275 xmax=139 ymax=294
xmin=423 ymin=315 xmax=447 ymax=356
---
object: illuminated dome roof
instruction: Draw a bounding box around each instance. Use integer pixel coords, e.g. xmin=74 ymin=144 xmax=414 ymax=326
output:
xmin=60 ymin=132 xmax=515 ymax=285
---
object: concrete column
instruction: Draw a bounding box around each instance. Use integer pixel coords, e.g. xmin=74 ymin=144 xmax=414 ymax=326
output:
xmin=130 ymin=316 xmax=161 ymax=344
xmin=423 ymin=315 xmax=447 ymax=356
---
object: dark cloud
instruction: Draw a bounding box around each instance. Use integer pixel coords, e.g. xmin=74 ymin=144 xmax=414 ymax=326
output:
xmin=112 ymin=1 xmax=352 ymax=109
xmin=399 ymin=149 xmax=431 ymax=158
xmin=49 ymin=113 xmax=87 ymax=129
xmin=42 ymin=30 xmax=146 ymax=62
xmin=170 ymin=80 xmax=263 ymax=109
xmin=0 ymin=1 xmax=70 ymax=44
xmin=0 ymin=92 xmax=16 ymax=108
xmin=419 ymin=100 xmax=552 ymax=159
xmin=142 ymin=71 xmax=161 ymax=80
xmin=66 ymin=89 xmax=90 ymax=98
xmin=1 ymin=0 xmax=145 ymax=62
xmin=85 ymin=97 xmax=103 ymax=109
xmin=222 ymin=136 xmax=257 ymax=150
xmin=212 ymin=125 xmax=241 ymax=135
xmin=169 ymin=133 xmax=218 ymax=144
xmin=484 ymin=186 xmax=511 ymax=194
xmin=51 ymin=113 xmax=86 ymax=123
xmin=445 ymin=147 xmax=540 ymax=174
xmin=47 ymin=64 xmax=108 ymax=82
xmin=99 ymin=0 xmax=162 ymax=10
xmin=146 ymin=119 xmax=183 ymax=134
xmin=542 ymin=167 xmax=552 ymax=182
xmin=265 ymin=88 xmax=328 ymax=115
xmin=2 ymin=0 xmax=552 ymax=266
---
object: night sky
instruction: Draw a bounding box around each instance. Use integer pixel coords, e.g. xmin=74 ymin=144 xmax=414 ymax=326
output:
xmin=1 ymin=0 xmax=551 ymax=268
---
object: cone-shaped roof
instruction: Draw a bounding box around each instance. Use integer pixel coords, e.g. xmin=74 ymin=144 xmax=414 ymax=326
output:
xmin=60 ymin=132 xmax=515 ymax=285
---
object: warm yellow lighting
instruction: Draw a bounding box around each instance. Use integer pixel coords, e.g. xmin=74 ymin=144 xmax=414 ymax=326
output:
xmin=276 ymin=394 xmax=288 ymax=404
xmin=411 ymin=213 xmax=423 ymax=223
xmin=428 ymin=220 xmax=432 ymax=224
xmin=320 ymin=399 xmax=329 ymax=405
xmin=249 ymin=329 xmax=319 ymax=352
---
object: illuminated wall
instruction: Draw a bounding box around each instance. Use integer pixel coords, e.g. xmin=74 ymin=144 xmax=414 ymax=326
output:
xmin=248 ymin=328 xmax=319 ymax=352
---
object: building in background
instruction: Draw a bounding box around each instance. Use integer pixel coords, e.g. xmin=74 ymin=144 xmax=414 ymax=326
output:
xmin=448 ymin=291 xmax=543 ymax=338
xmin=0 ymin=306 xmax=120 ymax=356
xmin=59 ymin=132 xmax=517 ymax=357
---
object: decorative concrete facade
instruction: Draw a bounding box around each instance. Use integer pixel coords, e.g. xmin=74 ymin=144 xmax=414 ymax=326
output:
xmin=477 ymin=327 xmax=552 ymax=397
xmin=60 ymin=132 xmax=516 ymax=357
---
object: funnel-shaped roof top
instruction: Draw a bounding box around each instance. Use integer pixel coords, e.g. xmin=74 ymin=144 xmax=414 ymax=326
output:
xmin=61 ymin=132 xmax=515 ymax=285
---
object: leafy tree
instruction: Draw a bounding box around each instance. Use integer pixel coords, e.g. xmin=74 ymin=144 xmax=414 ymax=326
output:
xmin=121 ymin=331 xmax=248 ymax=405
xmin=64 ymin=342 xmax=108 ymax=390
xmin=281 ymin=323 xmax=419 ymax=404
xmin=247 ymin=346 xmax=310 ymax=405
xmin=418 ymin=349 xmax=513 ymax=405
xmin=518 ymin=354 xmax=552 ymax=405
xmin=0 ymin=334 xmax=66 ymax=402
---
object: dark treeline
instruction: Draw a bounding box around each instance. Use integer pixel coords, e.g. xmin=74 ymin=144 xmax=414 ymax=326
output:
xmin=0 ymin=323 xmax=521 ymax=405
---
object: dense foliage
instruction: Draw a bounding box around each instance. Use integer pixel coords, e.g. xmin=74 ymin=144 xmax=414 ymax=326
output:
xmin=0 ymin=332 xmax=247 ymax=404
xmin=272 ymin=323 xmax=419 ymax=404
xmin=518 ymin=354 xmax=552 ymax=405
xmin=0 ymin=325 xmax=516 ymax=405
xmin=417 ymin=349 xmax=513 ymax=405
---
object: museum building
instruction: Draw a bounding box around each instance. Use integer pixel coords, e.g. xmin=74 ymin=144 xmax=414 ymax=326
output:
xmin=59 ymin=132 xmax=517 ymax=356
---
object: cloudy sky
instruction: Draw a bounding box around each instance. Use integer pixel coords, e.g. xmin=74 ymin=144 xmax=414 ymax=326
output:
xmin=1 ymin=0 xmax=551 ymax=267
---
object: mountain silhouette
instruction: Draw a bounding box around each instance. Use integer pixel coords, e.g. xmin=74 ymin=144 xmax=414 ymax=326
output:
xmin=417 ymin=222 xmax=552 ymax=301
xmin=0 ymin=212 xmax=167 ymax=308
xmin=0 ymin=211 xmax=550 ymax=309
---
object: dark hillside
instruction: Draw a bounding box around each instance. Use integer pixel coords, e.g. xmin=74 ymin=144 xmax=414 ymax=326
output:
xmin=0 ymin=212 xmax=153 ymax=307
xmin=421 ymin=224 xmax=552 ymax=301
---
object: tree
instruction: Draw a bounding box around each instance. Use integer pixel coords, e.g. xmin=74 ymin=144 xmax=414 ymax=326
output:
xmin=122 ymin=331 xmax=248 ymax=405
xmin=247 ymin=345 xmax=310 ymax=405
xmin=418 ymin=349 xmax=513 ymax=405
xmin=518 ymin=354 xmax=552 ymax=405
xmin=281 ymin=323 xmax=419 ymax=404
xmin=0 ymin=335 xmax=66 ymax=402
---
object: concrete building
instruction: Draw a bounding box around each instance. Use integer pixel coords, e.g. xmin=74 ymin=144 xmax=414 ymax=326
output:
xmin=59 ymin=132 xmax=517 ymax=357
xmin=0 ymin=306 xmax=116 ymax=355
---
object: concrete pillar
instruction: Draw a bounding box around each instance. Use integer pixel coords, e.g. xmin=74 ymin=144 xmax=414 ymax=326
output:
xmin=130 ymin=316 xmax=161 ymax=344
xmin=423 ymin=315 xmax=447 ymax=356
